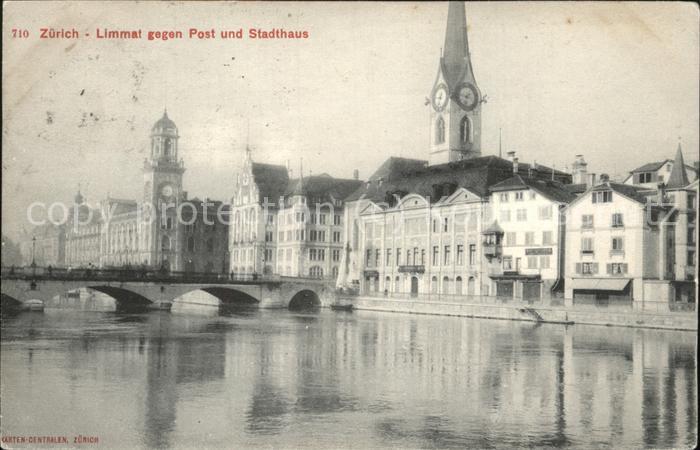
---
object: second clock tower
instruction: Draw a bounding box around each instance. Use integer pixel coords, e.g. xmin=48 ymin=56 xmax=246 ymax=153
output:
xmin=429 ymin=1 xmax=482 ymax=166
xmin=142 ymin=110 xmax=185 ymax=270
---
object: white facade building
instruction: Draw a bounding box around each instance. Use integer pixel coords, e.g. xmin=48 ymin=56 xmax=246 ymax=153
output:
xmin=484 ymin=172 xmax=575 ymax=303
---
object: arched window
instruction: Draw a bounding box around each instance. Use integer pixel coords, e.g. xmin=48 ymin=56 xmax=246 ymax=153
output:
xmin=431 ymin=276 xmax=438 ymax=294
xmin=187 ymin=236 xmax=195 ymax=252
xmin=455 ymin=276 xmax=463 ymax=295
xmin=468 ymin=276 xmax=476 ymax=295
xmin=332 ymin=266 xmax=339 ymax=279
xmin=161 ymin=235 xmax=170 ymax=251
xmin=460 ymin=116 xmax=472 ymax=144
xmin=206 ymin=238 xmax=214 ymax=252
xmin=395 ymin=276 xmax=401 ymax=293
xmin=385 ymin=276 xmax=391 ymax=292
xmin=164 ymin=138 xmax=172 ymax=156
xmin=435 ymin=116 xmax=445 ymax=144
xmin=443 ymin=276 xmax=451 ymax=295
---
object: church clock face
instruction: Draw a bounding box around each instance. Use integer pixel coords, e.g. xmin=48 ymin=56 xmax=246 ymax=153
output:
xmin=456 ymin=83 xmax=479 ymax=111
xmin=161 ymin=184 xmax=173 ymax=198
xmin=432 ymin=84 xmax=448 ymax=111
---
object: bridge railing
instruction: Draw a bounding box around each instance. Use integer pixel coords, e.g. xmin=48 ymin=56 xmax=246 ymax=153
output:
xmin=0 ymin=265 xmax=285 ymax=285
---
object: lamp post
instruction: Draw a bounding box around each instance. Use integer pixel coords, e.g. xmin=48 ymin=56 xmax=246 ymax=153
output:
xmin=31 ymin=236 xmax=37 ymax=274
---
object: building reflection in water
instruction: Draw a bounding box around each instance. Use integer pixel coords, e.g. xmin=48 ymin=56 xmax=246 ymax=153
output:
xmin=0 ymin=309 xmax=696 ymax=448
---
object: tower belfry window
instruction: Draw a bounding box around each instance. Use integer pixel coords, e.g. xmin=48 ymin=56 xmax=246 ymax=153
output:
xmin=436 ymin=116 xmax=445 ymax=144
xmin=164 ymin=138 xmax=172 ymax=156
xmin=460 ymin=116 xmax=472 ymax=144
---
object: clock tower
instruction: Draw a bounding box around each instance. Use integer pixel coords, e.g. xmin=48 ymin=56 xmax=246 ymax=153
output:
xmin=429 ymin=1 xmax=482 ymax=166
xmin=142 ymin=110 xmax=185 ymax=270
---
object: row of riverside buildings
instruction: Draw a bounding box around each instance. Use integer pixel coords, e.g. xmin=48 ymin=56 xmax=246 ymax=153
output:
xmin=16 ymin=2 xmax=698 ymax=312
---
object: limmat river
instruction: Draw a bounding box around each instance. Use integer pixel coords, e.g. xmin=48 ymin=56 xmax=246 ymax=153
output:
xmin=1 ymin=302 xmax=697 ymax=449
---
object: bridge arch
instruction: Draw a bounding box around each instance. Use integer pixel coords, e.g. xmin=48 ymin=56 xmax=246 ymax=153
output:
xmin=169 ymin=286 xmax=261 ymax=314
xmin=198 ymin=287 xmax=259 ymax=305
xmin=288 ymin=289 xmax=321 ymax=311
xmin=86 ymin=286 xmax=153 ymax=310
xmin=1 ymin=293 xmax=23 ymax=309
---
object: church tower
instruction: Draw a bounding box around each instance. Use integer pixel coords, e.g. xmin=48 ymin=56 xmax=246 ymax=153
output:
xmin=142 ymin=110 xmax=185 ymax=270
xmin=428 ymin=1 xmax=482 ymax=166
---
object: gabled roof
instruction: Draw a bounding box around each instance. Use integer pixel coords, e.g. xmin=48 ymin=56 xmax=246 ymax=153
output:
xmin=630 ymin=160 xmax=670 ymax=173
xmin=346 ymin=155 xmax=514 ymax=203
xmin=629 ymin=158 xmax=697 ymax=176
xmin=489 ymin=174 xmax=576 ymax=204
xmin=285 ymin=175 xmax=363 ymax=204
xmin=592 ymin=182 xmax=652 ymax=204
xmin=565 ymin=181 xmax=656 ymax=211
xmin=251 ymin=162 xmax=289 ymax=204
xmin=563 ymin=183 xmax=588 ymax=195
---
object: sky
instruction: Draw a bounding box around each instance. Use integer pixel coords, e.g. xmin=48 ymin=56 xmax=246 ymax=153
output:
xmin=2 ymin=1 xmax=699 ymax=240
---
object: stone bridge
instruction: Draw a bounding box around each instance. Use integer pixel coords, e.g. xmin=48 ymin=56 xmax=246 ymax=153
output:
xmin=1 ymin=272 xmax=335 ymax=311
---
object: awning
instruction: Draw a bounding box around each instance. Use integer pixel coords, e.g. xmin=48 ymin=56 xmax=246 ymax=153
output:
xmin=570 ymin=278 xmax=631 ymax=291
xmin=490 ymin=273 xmax=541 ymax=281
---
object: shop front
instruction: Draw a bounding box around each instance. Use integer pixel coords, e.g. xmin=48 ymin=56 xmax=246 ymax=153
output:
xmin=570 ymin=278 xmax=632 ymax=307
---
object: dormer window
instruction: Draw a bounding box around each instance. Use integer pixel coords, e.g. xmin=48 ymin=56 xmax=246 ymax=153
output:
xmin=592 ymin=191 xmax=613 ymax=203
xmin=637 ymin=172 xmax=653 ymax=183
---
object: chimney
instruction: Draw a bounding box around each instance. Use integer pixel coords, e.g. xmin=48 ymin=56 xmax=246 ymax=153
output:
xmin=353 ymin=169 xmax=359 ymax=180
xmin=588 ymin=173 xmax=597 ymax=187
xmin=600 ymin=173 xmax=609 ymax=183
xmin=572 ymin=154 xmax=588 ymax=184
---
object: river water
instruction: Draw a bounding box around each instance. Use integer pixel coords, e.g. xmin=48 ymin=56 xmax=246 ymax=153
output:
xmin=1 ymin=303 xmax=697 ymax=449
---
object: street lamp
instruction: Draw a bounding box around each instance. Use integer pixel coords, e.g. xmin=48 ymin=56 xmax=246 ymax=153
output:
xmin=30 ymin=235 xmax=37 ymax=280
xmin=31 ymin=236 xmax=37 ymax=267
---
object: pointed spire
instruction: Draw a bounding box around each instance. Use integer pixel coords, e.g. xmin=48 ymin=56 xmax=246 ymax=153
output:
xmin=442 ymin=1 xmax=473 ymax=89
xmin=666 ymin=143 xmax=689 ymax=189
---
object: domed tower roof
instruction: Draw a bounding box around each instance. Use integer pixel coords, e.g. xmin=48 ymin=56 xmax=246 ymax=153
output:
xmin=74 ymin=188 xmax=84 ymax=205
xmin=151 ymin=109 xmax=177 ymax=134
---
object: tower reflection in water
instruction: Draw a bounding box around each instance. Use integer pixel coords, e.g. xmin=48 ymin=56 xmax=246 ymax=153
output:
xmin=0 ymin=309 xmax=695 ymax=448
